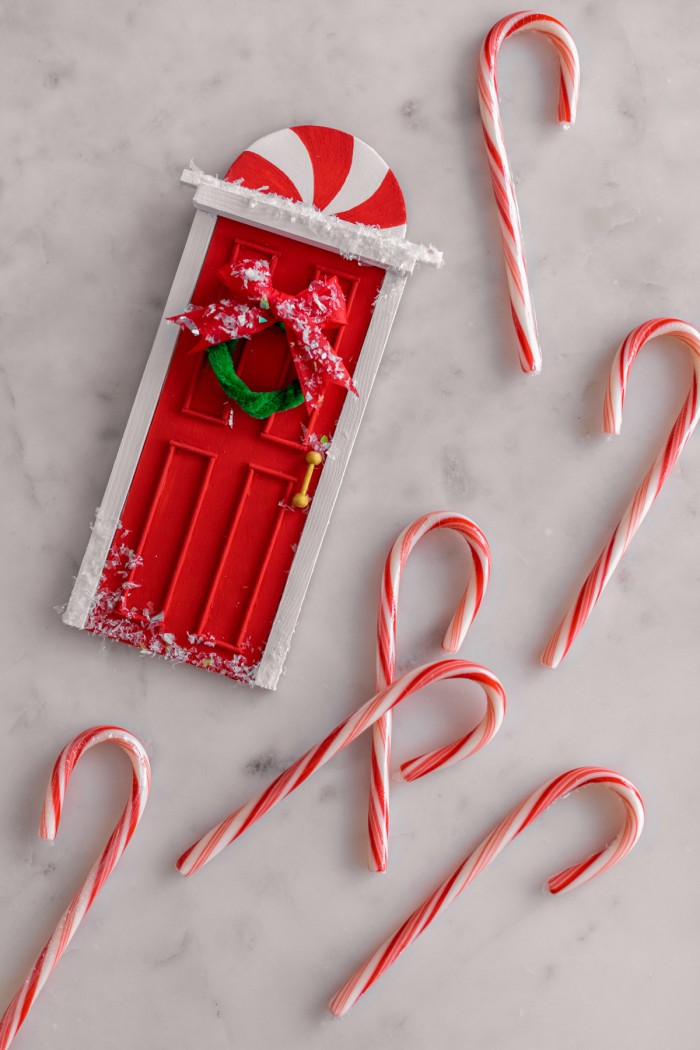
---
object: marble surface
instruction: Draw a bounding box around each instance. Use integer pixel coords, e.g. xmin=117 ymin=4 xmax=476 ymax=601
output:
xmin=1 ymin=0 xmax=699 ymax=1046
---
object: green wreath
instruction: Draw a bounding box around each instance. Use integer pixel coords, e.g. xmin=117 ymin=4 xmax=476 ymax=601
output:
xmin=207 ymin=339 xmax=304 ymax=420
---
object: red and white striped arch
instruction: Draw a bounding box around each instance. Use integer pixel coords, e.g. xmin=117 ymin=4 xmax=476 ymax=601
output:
xmin=225 ymin=125 xmax=407 ymax=236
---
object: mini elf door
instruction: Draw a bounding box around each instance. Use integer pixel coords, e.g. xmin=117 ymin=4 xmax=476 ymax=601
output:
xmin=65 ymin=125 xmax=440 ymax=688
xmin=88 ymin=218 xmax=385 ymax=681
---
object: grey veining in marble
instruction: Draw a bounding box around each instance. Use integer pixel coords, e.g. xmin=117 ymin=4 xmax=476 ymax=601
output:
xmin=1 ymin=0 xmax=699 ymax=1047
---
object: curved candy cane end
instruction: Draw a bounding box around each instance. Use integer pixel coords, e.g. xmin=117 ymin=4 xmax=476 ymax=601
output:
xmin=545 ymin=778 xmax=644 ymax=894
xmin=38 ymin=805 xmax=59 ymax=841
xmin=545 ymin=863 xmax=593 ymax=895
xmin=604 ymin=417 xmax=623 ymax=438
xmin=38 ymin=789 xmax=59 ymax=840
xmin=545 ymin=841 xmax=636 ymax=896
xmin=559 ymin=92 xmax=580 ymax=128
xmin=602 ymin=394 xmax=623 ymax=436
xmin=439 ymin=604 xmax=484 ymax=653
xmin=38 ymin=814 xmax=57 ymax=842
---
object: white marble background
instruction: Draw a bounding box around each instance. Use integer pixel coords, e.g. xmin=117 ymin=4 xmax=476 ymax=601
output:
xmin=1 ymin=0 xmax=699 ymax=1046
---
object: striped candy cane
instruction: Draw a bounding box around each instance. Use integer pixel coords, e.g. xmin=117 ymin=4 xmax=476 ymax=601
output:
xmin=330 ymin=766 xmax=644 ymax=1016
xmin=543 ymin=318 xmax=700 ymax=667
xmin=177 ymin=659 xmax=506 ymax=876
xmin=479 ymin=11 xmax=580 ymax=373
xmin=369 ymin=513 xmax=491 ymax=873
xmin=0 ymin=727 xmax=151 ymax=1050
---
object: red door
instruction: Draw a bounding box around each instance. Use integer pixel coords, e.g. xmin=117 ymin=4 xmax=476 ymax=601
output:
xmin=87 ymin=215 xmax=385 ymax=681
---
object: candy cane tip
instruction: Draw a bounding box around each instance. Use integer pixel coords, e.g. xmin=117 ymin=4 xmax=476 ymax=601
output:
xmin=540 ymin=642 xmax=563 ymax=669
xmin=546 ymin=873 xmax=579 ymax=896
xmin=175 ymin=850 xmax=196 ymax=876
xmin=38 ymin=808 xmax=57 ymax=841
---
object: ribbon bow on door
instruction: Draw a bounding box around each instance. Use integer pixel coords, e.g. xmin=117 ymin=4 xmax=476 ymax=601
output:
xmin=169 ymin=258 xmax=353 ymax=412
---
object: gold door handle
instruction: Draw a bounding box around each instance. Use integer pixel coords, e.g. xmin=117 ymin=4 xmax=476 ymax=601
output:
xmin=292 ymin=451 xmax=323 ymax=508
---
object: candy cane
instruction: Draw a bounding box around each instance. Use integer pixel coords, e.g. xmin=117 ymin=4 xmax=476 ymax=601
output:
xmin=330 ymin=766 xmax=644 ymax=1016
xmin=177 ymin=659 xmax=506 ymax=876
xmin=543 ymin=318 xmax=700 ymax=667
xmin=0 ymin=726 xmax=151 ymax=1050
xmin=479 ymin=11 xmax=580 ymax=373
xmin=369 ymin=513 xmax=491 ymax=873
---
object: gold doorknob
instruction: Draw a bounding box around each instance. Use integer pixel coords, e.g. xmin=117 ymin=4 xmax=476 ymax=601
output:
xmin=292 ymin=451 xmax=323 ymax=508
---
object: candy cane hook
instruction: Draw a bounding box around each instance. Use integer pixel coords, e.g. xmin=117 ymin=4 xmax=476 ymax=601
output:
xmin=330 ymin=766 xmax=644 ymax=1016
xmin=479 ymin=11 xmax=580 ymax=373
xmin=370 ymin=512 xmax=491 ymax=873
xmin=178 ymin=659 xmax=505 ymax=876
xmin=543 ymin=318 xmax=700 ymax=667
xmin=0 ymin=726 xmax=151 ymax=1050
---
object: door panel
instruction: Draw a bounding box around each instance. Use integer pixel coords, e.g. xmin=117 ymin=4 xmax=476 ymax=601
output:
xmin=119 ymin=441 xmax=216 ymax=624
xmin=196 ymin=465 xmax=297 ymax=649
xmin=182 ymin=353 xmax=230 ymax=425
xmin=87 ymin=215 xmax=386 ymax=681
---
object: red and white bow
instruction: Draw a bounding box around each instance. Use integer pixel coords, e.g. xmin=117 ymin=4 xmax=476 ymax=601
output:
xmin=168 ymin=258 xmax=354 ymax=409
